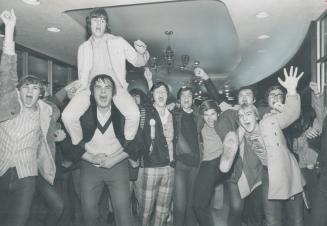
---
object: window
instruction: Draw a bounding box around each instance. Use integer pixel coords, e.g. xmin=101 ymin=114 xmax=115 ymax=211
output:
xmin=28 ymin=53 xmax=48 ymax=83
xmin=316 ymin=10 xmax=327 ymax=102
xmin=53 ymin=62 xmax=68 ymax=94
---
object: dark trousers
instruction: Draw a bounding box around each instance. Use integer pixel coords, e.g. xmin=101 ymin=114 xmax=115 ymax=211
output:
xmin=80 ymin=160 xmax=132 ymax=226
xmin=36 ymin=176 xmax=64 ymax=226
xmin=262 ymin=168 xmax=304 ymax=226
xmin=173 ymin=161 xmax=198 ymax=226
xmin=193 ymin=158 xmax=224 ymax=226
xmin=311 ymin=170 xmax=327 ymax=226
xmin=226 ymin=182 xmax=244 ymax=226
xmin=243 ymin=185 xmax=264 ymax=226
xmin=0 ymin=168 xmax=36 ymax=226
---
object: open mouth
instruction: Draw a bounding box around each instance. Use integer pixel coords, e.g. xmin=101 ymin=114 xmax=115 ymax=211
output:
xmin=99 ymin=95 xmax=107 ymax=101
xmin=25 ymin=95 xmax=33 ymax=105
xmin=158 ymin=97 xmax=165 ymax=102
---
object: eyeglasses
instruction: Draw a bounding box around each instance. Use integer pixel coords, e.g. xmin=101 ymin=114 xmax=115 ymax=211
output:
xmin=268 ymin=93 xmax=284 ymax=99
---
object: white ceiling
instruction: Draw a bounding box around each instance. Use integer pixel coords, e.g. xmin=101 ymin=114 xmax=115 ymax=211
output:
xmin=0 ymin=0 xmax=326 ymax=90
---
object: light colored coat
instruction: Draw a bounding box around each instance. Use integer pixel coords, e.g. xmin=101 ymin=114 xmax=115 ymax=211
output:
xmin=36 ymin=99 xmax=57 ymax=184
xmin=260 ymin=94 xmax=304 ymax=200
xmin=78 ymin=33 xmax=149 ymax=88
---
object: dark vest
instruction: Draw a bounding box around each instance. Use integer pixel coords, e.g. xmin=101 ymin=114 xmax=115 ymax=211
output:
xmin=59 ymin=99 xmax=140 ymax=162
xmin=142 ymin=106 xmax=176 ymax=168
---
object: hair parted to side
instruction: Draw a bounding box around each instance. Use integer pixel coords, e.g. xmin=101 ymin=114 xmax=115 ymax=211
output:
xmin=199 ymin=99 xmax=221 ymax=115
xmin=238 ymin=104 xmax=259 ymax=119
xmin=86 ymin=7 xmax=111 ymax=37
xmin=177 ymin=86 xmax=194 ymax=100
xmin=90 ymin=74 xmax=116 ymax=97
xmin=17 ymin=75 xmax=45 ymax=98
xmin=149 ymin=81 xmax=169 ymax=103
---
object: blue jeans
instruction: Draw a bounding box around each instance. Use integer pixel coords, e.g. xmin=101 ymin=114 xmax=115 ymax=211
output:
xmin=0 ymin=168 xmax=36 ymax=226
xmin=262 ymin=168 xmax=304 ymax=226
xmin=80 ymin=160 xmax=132 ymax=226
xmin=193 ymin=158 xmax=224 ymax=226
xmin=311 ymin=169 xmax=327 ymax=226
xmin=174 ymin=161 xmax=198 ymax=226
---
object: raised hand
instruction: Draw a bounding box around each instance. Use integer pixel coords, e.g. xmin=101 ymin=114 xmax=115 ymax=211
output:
xmin=144 ymin=67 xmax=153 ymax=90
xmin=194 ymin=67 xmax=209 ymax=80
xmin=0 ymin=9 xmax=16 ymax=30
xmin=278 ymin=66 xmax=303 ymax=95
xmin=64 ymin=80 xmax=82 ymax=99
xmin=144 ymin=67 xmax=152 ymax=83
xmin=134 ymin=40 xmax=147 ymax=55
xmin=54 ymin=129 xmax=66 ymax=142
xmin=309 ymin=81 xmax=321 ymax=95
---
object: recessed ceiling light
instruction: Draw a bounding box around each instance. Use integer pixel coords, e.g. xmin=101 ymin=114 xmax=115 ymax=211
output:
xmin=22 ymin=0 xmax=40 ymax=5
xmin=256 ymin=11 xmax=269 ymax=19
xmin=47 ymin=27 xmax=61 ymax=32
xmin=257 ymin=49 xmax=266 ymax=53
xmin=258 ymin=34 xmax=270 ymax=40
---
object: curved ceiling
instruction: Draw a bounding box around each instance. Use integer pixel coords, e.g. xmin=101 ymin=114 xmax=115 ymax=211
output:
xmin=0 ymin=0 xmax=325 ymax=91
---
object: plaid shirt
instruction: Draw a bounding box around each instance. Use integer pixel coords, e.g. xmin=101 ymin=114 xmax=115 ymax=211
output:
xmin=0 ymin=107 xmax=41 ymax=178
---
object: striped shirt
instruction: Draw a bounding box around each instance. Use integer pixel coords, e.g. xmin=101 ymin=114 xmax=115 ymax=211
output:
xmin=0 ymin=107 xmax=41 ymax=178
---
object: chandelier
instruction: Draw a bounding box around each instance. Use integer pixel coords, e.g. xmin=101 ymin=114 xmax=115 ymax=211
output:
xmin=148 ymin=30 xmax=200 ymax=74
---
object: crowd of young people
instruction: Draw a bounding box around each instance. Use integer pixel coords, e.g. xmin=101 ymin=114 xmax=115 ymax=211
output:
xmin=0 ymin=6 xmax=325 ymax=226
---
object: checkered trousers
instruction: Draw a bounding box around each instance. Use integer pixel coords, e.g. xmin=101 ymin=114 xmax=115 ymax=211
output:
xmin=140 ymin=166 xmax=175 ymax=226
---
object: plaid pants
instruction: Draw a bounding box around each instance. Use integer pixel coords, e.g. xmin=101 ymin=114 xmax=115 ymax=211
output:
xmin=140 ymin=166 xmax=175 ymax=226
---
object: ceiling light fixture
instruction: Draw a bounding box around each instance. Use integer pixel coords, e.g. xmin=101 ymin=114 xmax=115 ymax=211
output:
xmin=148 ymin=30 xmax=200 ymax=74
xmin=256 ymin=11 xmax=269 ymax=19
xmin=22 ymin=0 xmax=40 ymax=5
xmin=258 ymin=34 xmax=270 ymax=39
xmin=257 ymin=49 xmax=266 ymax=53
xmin=47 ymin=27 xmax=61 ymax=32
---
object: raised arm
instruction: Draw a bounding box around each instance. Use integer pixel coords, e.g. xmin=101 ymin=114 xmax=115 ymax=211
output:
xmin=144 ymin=67 xmax=153 ymax=90
xmin=194 ymin=67 xmax=225 ymax=105
xmin=124 ymin=38 xmax=150 ymax=67
xmin=0 ymin=9 xmax=17 ymax=78
xmin=276 ymin=66 xmax=303 ymax=129
xmin=0 ymin=9 xmax=21 ymax=122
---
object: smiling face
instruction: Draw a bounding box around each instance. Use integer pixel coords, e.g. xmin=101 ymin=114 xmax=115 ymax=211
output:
xmin=90 ymin=16 xmax=107 ymax=38
xmin=180 ymin=90 xmax=193 ymax=111
xmin=19 ymin=83 xmax=41 ymax=109
xmin=203 ymin=109 xmax=218 ymax=128
xmin=93 ymin=79 xmax=113 ymax=109
xmin=153 ymin=85 xmax=168 ymax=108
xmin=238 ymin=106 xmax=258 ymax=133
xmin=267 ymin=88 xmax=284 ymax=109
xmin=238 ymin=88 xmax=255 ymax=105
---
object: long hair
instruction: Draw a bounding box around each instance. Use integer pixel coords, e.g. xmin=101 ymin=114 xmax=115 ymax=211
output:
xmin=86 ymin=7 xmax=111 ymax=38
xmin=17 ymin=75 xmax=45 ymax=98
xmin=149 ymin=81 xmax=169 ymax=104
xmin=199 ymin=99 xmax=221 ymax=115
xmin=89 ymin=74 xmax=116 ymax=108
xmin=177 ymin=86 xmax=194 ymax=100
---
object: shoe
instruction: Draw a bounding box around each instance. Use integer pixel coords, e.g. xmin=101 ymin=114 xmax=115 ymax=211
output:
xmin=219 ymin=131 xmax=238 ymax=173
